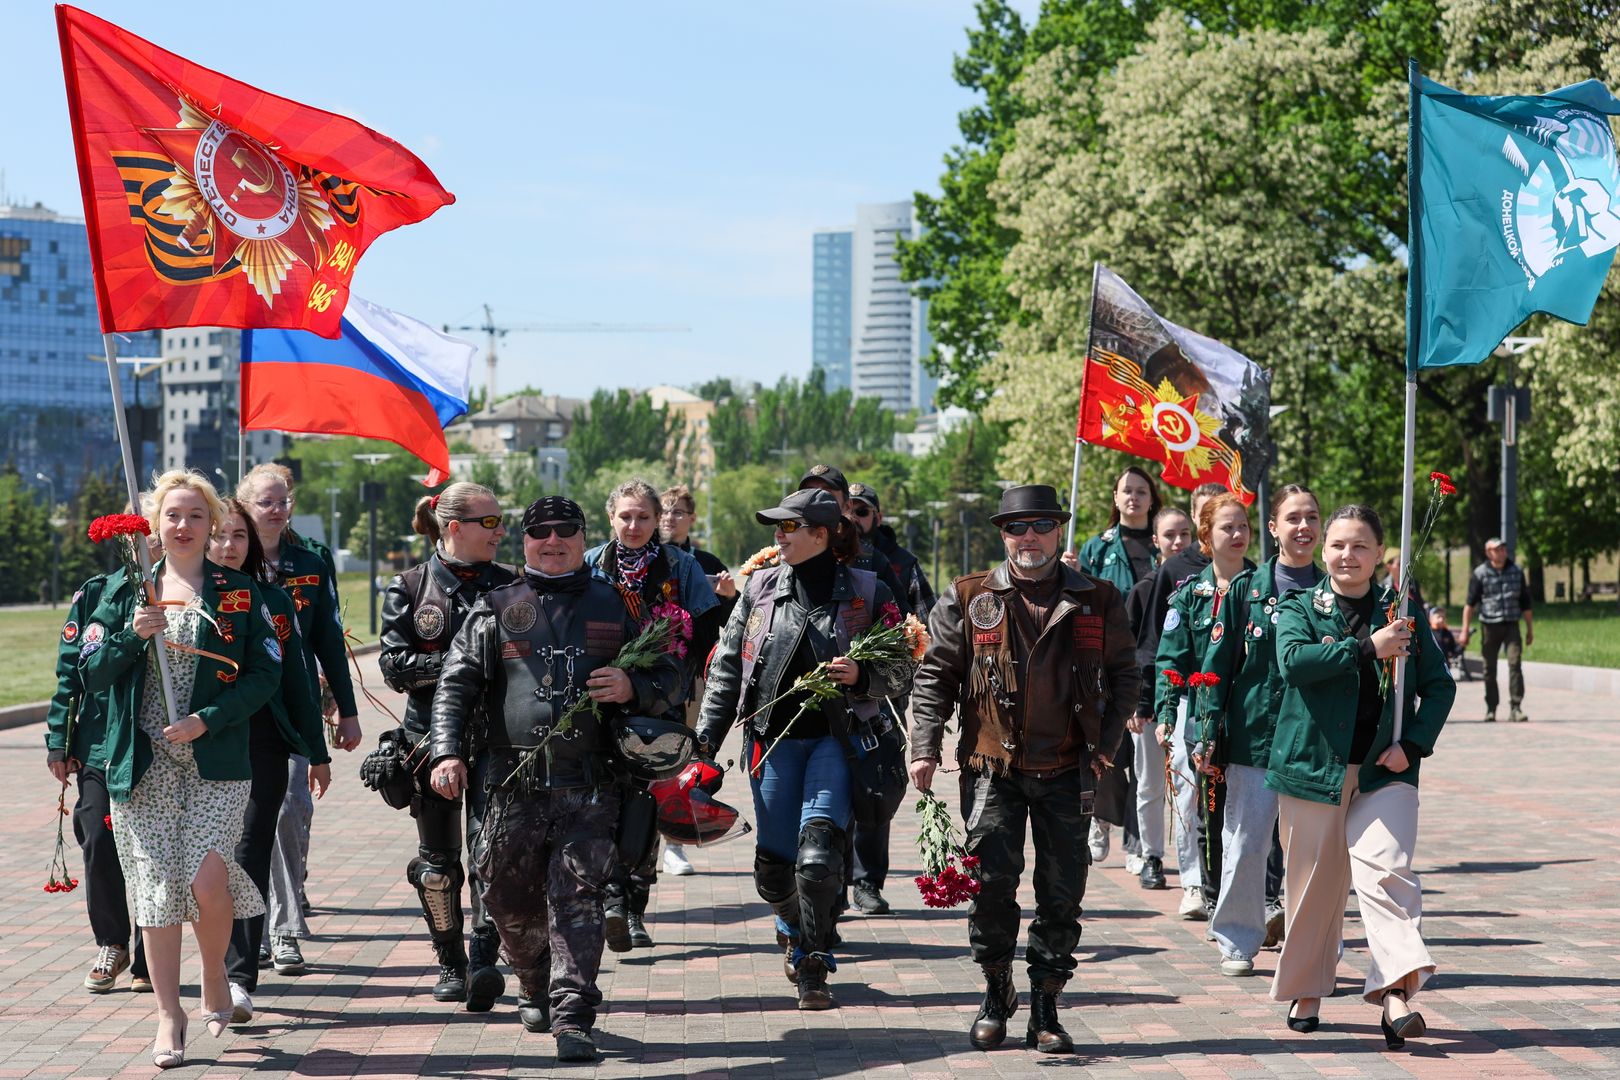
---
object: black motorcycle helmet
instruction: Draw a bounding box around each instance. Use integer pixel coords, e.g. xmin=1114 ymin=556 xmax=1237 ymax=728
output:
xmin=610 ymin=715 xmax=697 ymax=781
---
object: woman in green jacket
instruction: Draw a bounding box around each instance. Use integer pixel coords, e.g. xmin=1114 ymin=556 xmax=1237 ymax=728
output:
xmin=1268 ymin=504 xmax=1455 ymax=1049
xmin=238 ymin=462 xmax=358 ymax=973
xmin=81 ymin=471 xmax=280 ymax=1067
xmin=210 ymin=497 xmax=332 ymax=1024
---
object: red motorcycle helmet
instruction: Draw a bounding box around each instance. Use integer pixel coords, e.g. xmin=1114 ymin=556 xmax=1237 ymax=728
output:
xmin=650 ymin=759 xmax=751 ymax=847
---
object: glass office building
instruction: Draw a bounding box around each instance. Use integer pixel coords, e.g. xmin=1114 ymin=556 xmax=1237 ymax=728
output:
xmin=811 ymin=228 xmax=853 ymax=393
xmin=0 ymin=202 xmax=158 ymax=500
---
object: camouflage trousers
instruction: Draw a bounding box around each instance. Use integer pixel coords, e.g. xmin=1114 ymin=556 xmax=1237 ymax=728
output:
xmin=474 ymin=784 xmax=620 ymax=1033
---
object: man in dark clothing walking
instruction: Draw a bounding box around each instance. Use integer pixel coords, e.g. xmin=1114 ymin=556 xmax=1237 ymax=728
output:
xmin=910 ymin=484 xmax=1140 ymax=1055
xmin=1461 ymin=538 xmax=1534 ymax=722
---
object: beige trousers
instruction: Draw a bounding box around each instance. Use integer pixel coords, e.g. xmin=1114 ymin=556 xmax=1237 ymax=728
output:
xmin=1271 ymin=768 xmax=1436 ymax=1003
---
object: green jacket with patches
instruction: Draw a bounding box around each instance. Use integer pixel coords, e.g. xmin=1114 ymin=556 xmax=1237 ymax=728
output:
xmin=46 ymin=573 xmax=112 ymax=768
xmin=1079 ymin=526 xmax=1155 ymax=597
xmin=79 ymin=560 xmax=282 ymax=801
xmin=1267 ymin=581 xmax=1455 ymax=805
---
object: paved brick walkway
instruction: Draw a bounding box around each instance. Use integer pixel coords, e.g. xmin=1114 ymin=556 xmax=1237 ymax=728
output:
xmin=1 ymin=658 xmax=1616 ymax=1078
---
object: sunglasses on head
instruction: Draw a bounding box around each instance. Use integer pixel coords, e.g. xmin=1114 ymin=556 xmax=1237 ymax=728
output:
xmin=850 ymin=504 xmax=874 ymax=518
xmin=455 ymin=515 xmax=503 ymax=530
xmin=525 ymin=522 xmax=583 ymax=540
xmin=1000 ymin=518 xmax=1061 ymax=536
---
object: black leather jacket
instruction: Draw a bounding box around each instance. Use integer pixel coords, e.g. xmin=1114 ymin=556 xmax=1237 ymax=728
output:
xmin=379 ymin=553 xmax=516 ymax=737
xmin=696 ymin=562 xmax=914 ymax=752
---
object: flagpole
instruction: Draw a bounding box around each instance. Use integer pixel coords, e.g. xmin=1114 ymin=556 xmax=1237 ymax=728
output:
xmin=103 ymin=332 xmax=181 ymax=729
xmin=1066 ymin=262 xmax=1102 ymax=553
xmin=1392 ymin=58 xmax=1426 ymax=745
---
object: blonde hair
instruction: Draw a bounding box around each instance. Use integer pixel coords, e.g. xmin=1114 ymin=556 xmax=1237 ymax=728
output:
xmin=414 ymin=482 xmax=498 ymax=545
xmin=605 ymin=478 xmax=661 ymax=520
xmin=1196 ymin=492 xmax=1248 ymax=556
xmin=145 ymin=469 xmax=226 ymax=535
xmin=660 ymin=483 xmax=695 ymax=514
xmin=236 ymin=462 xmax=294 ymax=502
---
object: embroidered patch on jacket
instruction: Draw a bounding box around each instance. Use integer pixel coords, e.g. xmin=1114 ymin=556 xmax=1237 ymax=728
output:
xmin=414 ymin=604 xmax=446 ymax=640
xmin=61 ymin=621 xmax=79 ymax=643
xmin=1162 ymin=608 xmax=1181 ymax=632
xmin=272 ymin=614 xmax=293 ymax=642
xmin=216 ymin=617 xmax=235 ymax=643
xmin=585 ymin=620 xmax=623 ymax=654
xmin=501 ymin=601 xmax=537 ymax=635
xmin=79 ymin=622 xmax=106 ymax=658
xmin=500 ymin=640 xmax=532 ymax=659
xmin=968 ymin=591 xmax=1004 ymax=630
xmin=219 ymin=589 xmax=251 ymax=613
xmin=216 ymin=670 xmax=237 ymax=684
xmin=742 ymin=640 xmax=756 ymax=662
xmin=744 ymin=608 xmax=765 ymax=640
xmin=1210 ymin=622 xmax=1225 ymax=644
xmin=264 ymin=638 xmax=282 ymax=663
xmin=1322 ymin=634 xmax=1336 ymax=644
xmin=1074 ymin=614 xmax=1105 ymax=650
xmin=973 ymin=630 xmax=1003 ymax=646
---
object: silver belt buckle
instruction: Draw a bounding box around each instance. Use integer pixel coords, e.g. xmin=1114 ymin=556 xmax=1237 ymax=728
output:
xmin=859 ymin=729 xmax=881 ymax=752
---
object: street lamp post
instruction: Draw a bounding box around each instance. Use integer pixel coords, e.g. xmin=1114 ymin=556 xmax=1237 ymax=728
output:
xmin=325 ymin=487 xmax=343 ymax=553
xmin=927 ymin=500 xmax=949 ymax=587
xmin=957 ymin=493 xmax=985 ymax=576
xmin=354 ymin=453 xmax=394 ymax=635
xmin=1491 ymin=337 xmax=1541 ymax=558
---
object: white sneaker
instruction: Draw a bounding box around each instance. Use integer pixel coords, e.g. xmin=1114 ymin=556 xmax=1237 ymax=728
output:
xmin=1088 ymin=821 xmax=1111 ymax=864
xmin=1178 ymin=886 xmax=1208 ymax=920
xmin=1220 ymin=956 xmax=1255 ymax=977
xmin=1124 ymin=853 xmax=1145 ymax=876
xmin=229 ymin=983 xmax=253 ymax=1024
xmin=661 ymin=844 xmax=695 ymax=877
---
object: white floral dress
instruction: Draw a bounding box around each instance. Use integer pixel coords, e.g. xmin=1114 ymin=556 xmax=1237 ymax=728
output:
xmin=110 ymin=606 xmax=265 ymax=928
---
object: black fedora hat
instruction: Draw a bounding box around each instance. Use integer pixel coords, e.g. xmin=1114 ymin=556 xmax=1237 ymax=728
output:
xmin=990 ymin=484 xmax=1071 ymax=527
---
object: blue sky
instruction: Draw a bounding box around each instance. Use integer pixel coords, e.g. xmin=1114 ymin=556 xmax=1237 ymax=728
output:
xmin=8 ymin=1 xmax=1037 ymax=399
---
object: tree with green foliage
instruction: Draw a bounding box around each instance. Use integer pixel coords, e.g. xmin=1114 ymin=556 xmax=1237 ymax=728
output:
xmin=0 ymin=469 xmax=56 ymax=604
xmin=567 ymin=390 xmax=676 ymax=478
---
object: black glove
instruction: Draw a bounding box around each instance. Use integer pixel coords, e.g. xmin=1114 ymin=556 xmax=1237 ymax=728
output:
xmin=360 ymin=729 xmax=416 ymax=812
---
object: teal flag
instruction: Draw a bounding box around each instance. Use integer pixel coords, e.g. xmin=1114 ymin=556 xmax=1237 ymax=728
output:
xmin=1408 ymin=65 xmax=1620 ymax=372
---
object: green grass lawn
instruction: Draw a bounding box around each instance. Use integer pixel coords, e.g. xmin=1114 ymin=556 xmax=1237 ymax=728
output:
xmin=1445 ymin=600 xmax=1620 ymax=670
xmin=0 ymin=572 xmax=387 ymax=709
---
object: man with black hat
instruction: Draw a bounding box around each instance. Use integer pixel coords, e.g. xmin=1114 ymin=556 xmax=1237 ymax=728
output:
xmin=428 ymin=495 xmax=684 ymax=1063
xmin=843 ymin=481 xmax=935 ymax=916
xmin=910 ymin=484 xmax=1140 ymax=1055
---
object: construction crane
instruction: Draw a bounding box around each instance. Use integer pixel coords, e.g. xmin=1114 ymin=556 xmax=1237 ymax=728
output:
xmin=445 ymin=304 xmax=691 ymax=410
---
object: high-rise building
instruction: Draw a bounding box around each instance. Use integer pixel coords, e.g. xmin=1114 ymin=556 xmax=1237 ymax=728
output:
xmin=812 ymin=203 xmax=935 ymax=414
xmin=811 ymin=228 xmax=853 ymax=392
xmin=0 ymin=201 xmax=158 ymax=499
xmin=159 ymin=327 xmax=283 ymax=481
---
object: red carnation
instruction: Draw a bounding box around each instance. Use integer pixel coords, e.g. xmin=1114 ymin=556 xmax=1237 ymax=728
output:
xmin=88 ymin=513 xmax=151 ymax=544
xmin=1162 ymin=669 xmax=1185 ymax=688
xmin=104 ymin=815 xmax=112 ymax=830
xmin=878 ymin=601 xmax=904 ymax=629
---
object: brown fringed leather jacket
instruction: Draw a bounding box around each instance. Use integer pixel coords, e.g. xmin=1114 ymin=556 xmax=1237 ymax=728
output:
xmin=911 ymin=561 xmax=1140 ymax=777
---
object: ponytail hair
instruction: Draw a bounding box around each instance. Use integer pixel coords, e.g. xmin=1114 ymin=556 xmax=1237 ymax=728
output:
xmin=828 ymin=516 xmax=862 ymax=564
xmin=1323 ymin=503 xmax=1385 ymax=545
xmin=414 ymin=482 xmax=498 ymax=546
xmin=220 ymin=496 xmax=272 ymax=582
xmin=1196 ymin=492 xmax=1249 ymax=556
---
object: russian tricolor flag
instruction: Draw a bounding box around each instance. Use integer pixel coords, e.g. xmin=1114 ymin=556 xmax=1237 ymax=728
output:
xmin=242 ymin=297 xmax=475 ymax=484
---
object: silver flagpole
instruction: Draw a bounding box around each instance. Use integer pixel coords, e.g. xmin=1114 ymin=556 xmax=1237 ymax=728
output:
xmin=1064 ymin=439 xmax=1083 ymax=553
xmin=1390 ymin=378 xmax=1417 ymax=743
xmin=103 ymin=333 xmax=180 ymax=728
xmin=1067 ymin=262 xmax=1102 ymax=553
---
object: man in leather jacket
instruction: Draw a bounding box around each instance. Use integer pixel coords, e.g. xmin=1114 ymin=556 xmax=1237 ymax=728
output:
xmin=910 ymin=484 xmax=1139 ymax=1055
xmin=377 ymin=543 xmax=516 ymax=1008
xmin=425 ymin=496 xmax=683 ymax=1063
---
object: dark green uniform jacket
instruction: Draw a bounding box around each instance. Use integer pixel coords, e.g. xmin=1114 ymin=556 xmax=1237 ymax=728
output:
xmin=1267 ymin=581 xmax=1455 ymax=805
xmin=260 ymin=581 xmax=331 ymax=765
xmin=46 ymin=573 xmax=112 ymax=768
xmin=1079 ymin=526 xmax=1156 ymax=597
xmin=276 ymin=534 xmax=357 ymax=717
xmin=79 ymin=560 xmax=282 ymax=801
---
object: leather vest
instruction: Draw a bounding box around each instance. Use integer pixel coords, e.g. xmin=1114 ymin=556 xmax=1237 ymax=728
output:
xmin=734 ymin=564 xmax=882 ymax=736
xmin=484 ymin=579 xmax=628 ymax=783
xmin=395 ymin=559 xmax=515 ymax=736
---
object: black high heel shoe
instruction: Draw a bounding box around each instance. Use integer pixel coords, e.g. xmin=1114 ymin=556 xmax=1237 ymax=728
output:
xmin=1381 ymin=989 xmax=1426 ymax=1049
xmin=1286 ymin=1000 xmax=1320 ymax=1033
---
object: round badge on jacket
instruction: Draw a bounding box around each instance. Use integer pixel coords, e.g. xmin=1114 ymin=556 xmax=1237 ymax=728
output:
xmin=744 ymin=607 xmax=765 ymax=639
xmin=1210 ymin=622 xmax=1224 ymax=643
xmin=501 ymin=601 xmax=537 ymax=635
xmin=968 ymin=591 xmax=1005 ymax=630
xmin=414 ymin=604 xmax=446 ymax=640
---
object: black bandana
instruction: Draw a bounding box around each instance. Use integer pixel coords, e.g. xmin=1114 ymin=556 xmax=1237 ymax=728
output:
xmin=522 ymin=496 xmax=585 ymax=532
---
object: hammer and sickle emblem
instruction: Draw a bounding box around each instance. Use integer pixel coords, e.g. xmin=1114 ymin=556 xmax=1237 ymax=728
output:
xmin=1159 ymin=411 xmax=1187 ymax=440
xmin=230 ymin=147 xmax=277 ymax=202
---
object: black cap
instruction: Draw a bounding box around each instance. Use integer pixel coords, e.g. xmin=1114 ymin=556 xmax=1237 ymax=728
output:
xmin=989 ymin=484 xmax=1071 ymax=526
xmin=523 ymin=495 xmax=585 ymax=532
xmin=847 ymin=482 xmax=880 ymax=510
xmin=798 ymin=464 xmax=849 ymax=497
xmin=756 ymin=488 xmax=843 ymax=529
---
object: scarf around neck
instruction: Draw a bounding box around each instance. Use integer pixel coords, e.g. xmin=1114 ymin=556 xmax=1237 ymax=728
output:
xmin=613 ymin=539 xmax=660 ymax=595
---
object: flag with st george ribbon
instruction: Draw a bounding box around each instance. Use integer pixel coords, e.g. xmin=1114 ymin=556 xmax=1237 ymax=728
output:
xmin=1410 ymin=73 xmax=1620 ymax=371
xmin=1078 ymin=265 xmax=1271 ymax=505
xmin=243 ymin=297 xmax=475 ymax=485
xmin=56 ymin=4 xmax=454 ymax=338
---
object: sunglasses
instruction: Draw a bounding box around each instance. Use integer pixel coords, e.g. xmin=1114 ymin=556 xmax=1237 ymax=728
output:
xmin=775 ymin=519 xmax=818 ymax=534
xmin=1000 ymin=518 xmax=1061 ymax=536
xmin=850 ymin=504 xmax=874 ymax=518
xmin=455 ymin=515 xmax=503 ymax=530
xmin=525 ymin=522 xmax=583 ymax=540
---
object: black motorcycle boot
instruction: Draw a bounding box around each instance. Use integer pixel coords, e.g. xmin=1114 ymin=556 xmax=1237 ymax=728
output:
xmin=795 ymin=954 xmax=836 ymax=1010
xmin=431 ymin=939 xmax=468 ymax=1003
xmin=1025 ymin=979 xmax=1076 ymax=1054
xmin=969 ymin=965 xmax=1018 ymax=1050
xmin=464 ymin=930 xmax=505 ymax=1013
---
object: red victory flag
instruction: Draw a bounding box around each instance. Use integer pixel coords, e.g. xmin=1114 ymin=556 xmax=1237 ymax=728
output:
xmin=56 ymin=4 xmax=454 ymax=337
xmin=1077 ymin=265 xmax=1272 ymax=505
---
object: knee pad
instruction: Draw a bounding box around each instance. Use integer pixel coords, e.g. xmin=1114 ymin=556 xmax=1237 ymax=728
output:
xmin=795 ymin=819 xmax=846 ymax=901
xmin=754 ymin=849 xmax=797 ymax=905
xmin=408 ymin=854 xmax=465 ymax=936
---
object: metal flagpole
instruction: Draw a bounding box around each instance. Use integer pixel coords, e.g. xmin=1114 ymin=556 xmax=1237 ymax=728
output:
xmin=1066 ymin=262 xmax=1103 ymax=553
xmin=103 ymin=332 xmax=180 ymax=728
xmin=1392 ymin=58 xmax=1424 ymax=745
xmin=1391 ymin=380 xmax=1417 ymax=743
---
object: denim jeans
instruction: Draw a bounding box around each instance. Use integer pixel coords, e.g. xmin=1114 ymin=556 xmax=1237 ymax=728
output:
xmin=1211 ymin=763 xmax=1278 ymax=961
xmin=749 ymin=734 xmax=851 ymax=937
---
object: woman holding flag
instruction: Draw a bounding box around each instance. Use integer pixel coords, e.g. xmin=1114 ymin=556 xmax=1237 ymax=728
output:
xmin=377 ymin=483 xmax=515 ymax=1010
xmin=1268 ymin=505 xmax=1454 ymax=1047
xmin=208 ymin=499 xmax=332 ymax=1025
xmin=238 ymin=463 xmax=360 ymax=974
xmin=80 ymin=471 xmax=281 ymax=1067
